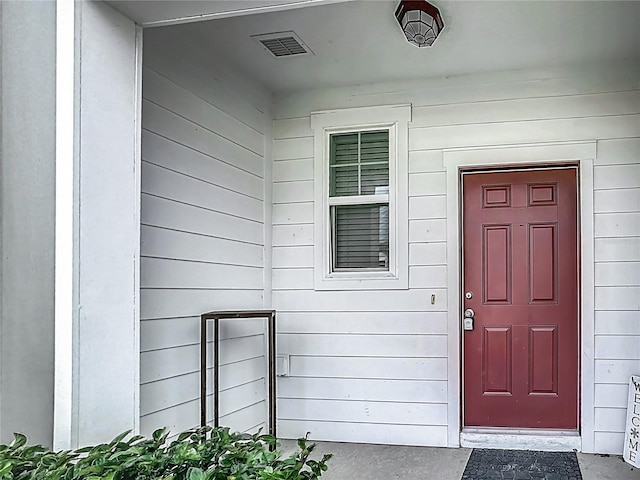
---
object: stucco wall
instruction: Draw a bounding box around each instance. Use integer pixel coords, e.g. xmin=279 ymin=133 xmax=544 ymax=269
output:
xmin=69 ymin=0 xmax=140 ymax=448
xmin=0 ymin=0 xmax=56 ymax=447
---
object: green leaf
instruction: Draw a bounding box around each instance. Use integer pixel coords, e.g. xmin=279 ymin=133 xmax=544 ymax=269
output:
xmin=0 ymin=461 xmax=12 ymax=475
xmin=128 ymin=434 xmax=146 ymax=445
xmin=108 ymin=431 xmax=131 ymax=446
xmin=10 ymin=433 xmax=28 ymax=449
xmin=187 ymin=467 xmax=205 ymax=480
xmin=0 ymin=426 xmax=332 ymax=480
xmin=75 ymin=446 xmax=95 ymax=454
xmin=152 ymin=428 xmax=169 ymax=443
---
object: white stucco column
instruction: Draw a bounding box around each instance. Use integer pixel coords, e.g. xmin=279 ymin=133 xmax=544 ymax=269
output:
xmin=1 ymin=0 xmax=56 ymax=447
xmin=55 ymin=0 xmax=142 ymax=449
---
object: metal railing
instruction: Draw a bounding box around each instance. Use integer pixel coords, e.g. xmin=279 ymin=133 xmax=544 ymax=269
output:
xmin=200 ymin=310 xmax=277 ymax=438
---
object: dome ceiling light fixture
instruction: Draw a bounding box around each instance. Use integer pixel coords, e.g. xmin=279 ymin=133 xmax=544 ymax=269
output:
xmin=395 ymin=0 xmax=444 ymax=48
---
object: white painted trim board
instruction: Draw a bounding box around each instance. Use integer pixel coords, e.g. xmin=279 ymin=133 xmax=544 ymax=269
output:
xmin=132 ymin=24 xmax=144 ymax=435
xmin=53 ymin=0 xmax=76 ymax=450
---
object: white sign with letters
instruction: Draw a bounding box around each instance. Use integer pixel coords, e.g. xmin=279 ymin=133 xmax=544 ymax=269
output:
xmin=624 ymin=375 xmax=640 ymax=467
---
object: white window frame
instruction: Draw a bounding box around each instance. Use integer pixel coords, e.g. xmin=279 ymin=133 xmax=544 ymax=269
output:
xmin=311 ymin=104 xmax=411 ymax=290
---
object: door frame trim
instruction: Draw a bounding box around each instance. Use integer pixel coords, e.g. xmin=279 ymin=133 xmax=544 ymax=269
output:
xmin=443 ymin=141 xmax=596 ymax=451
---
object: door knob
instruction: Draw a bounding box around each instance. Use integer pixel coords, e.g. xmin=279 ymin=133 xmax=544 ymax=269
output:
xmin=464 ymin=308 xmax=475 ymax=318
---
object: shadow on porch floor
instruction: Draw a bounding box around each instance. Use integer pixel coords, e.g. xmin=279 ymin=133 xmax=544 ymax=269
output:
xmin=280 ymin=440 xmax=639 ymax=480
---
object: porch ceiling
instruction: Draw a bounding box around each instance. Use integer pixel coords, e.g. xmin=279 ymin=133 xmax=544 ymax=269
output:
xmin=127 ymin=0 xmax=640 ymax=93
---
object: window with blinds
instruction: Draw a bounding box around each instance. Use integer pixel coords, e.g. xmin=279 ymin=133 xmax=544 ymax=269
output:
xmin=329 ymin=130 xmax=390 ymax=271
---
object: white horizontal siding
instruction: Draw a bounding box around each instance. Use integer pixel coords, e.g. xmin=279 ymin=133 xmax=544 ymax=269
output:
xmin=273 ymin=180 xmax=314 ymax=204
xmin=594 ymin=262 xmax=640 ymax=286
xmin=140 ymin=336 xmax=265 ymax=386
xmin=593 ymin=432 xmax=627 ymax=455
xmin=594 ymin=407 xmax=627 ymax=432
xmin=143 ymin=29 xmax=267 ymax=133
xmin=141 ymin=161 xmax=263 ymax=222
xmin=141 ymin=289 xmax=264 ymax=321
xmin=140 ymin=32 xmax=269 ymax=438
xmin=289 ymin=356 xmax=448 ymax=381
xmin=272 ymin=224 xmax=313 ymax=247
xmin=594 ymin=165 xmax=640 ymax=190
xmin=141 ymin=316 xmax=267 ymax=352
xmin=409 ymin=114 xmax=639 ymax=151
xmin=409 ymin=196 xmax=447 ymax=219
xmin=594 ymin=189 xmax=640 ymax=213
xmin=593 ymin=138 xmax=640 ymax=454
xmin=595 ymin=311 xmax=640 ymax=335
xmin=278 ymin=377 xmax=447 ymax=403
xmin=594 ymin=384 xmax=629 ymax=408
xmin=272 ymin=246 xmax=313 ymax=268
xmin=272 ymin=202 xmax=313 ymax=225
xmin=140 ymin=362 xmax=264 ymax=416
xmin=410 ymin=91 xmax=640 ymax=128
xmin=143 ymin=101 xmax=264 ymax=177
xmin=273 ymin=159 xmax=314 ymax=182
xmin=594 ymin=336 xmax=640 ymax=359
xmin=594 ymin=237 xmax=640 ymax=262
xmin=594 ymin=212 xmax=640 ymax=237
xmin=272 ymin=289 xmax=447 ymax=312
xmin=595 ymin=138 xmax=640 ymax=165
xmin=273 ymin=65 xmax=639 ymax=118
xmin=140 ymin=225 xmax=263 ymax=267
xmin=277 ymin=311 xmax=448 ymax=335
xmin=409 ymin=266 xmax=448 ymax=289
xmin=140 ymin=257 xmax=263 ymax=290
xmin=218 ymin=400 xmax=267 ymax=434
xmin=142 ymin=130 xmax=263 ymax=198
xmin=409 ymin=242 xmax=447 ymax=266
xmin=408 ymin=172 xmax=447 ymax=196
xmin=272 ymin=63 xmax=639 ymax=450
xmin=279 ymin=398 xmax=447 ymax=426
xmin=408 ymin=219 xmax=447 ymax=243
xmin=409 ymin=150 xmax=445 ymax=173
xmin=272 ymin=268 xmax=313 ymax=290
xmin=278 ymin=421 xmax=448 ymax=447
xmin=277 ymin=333 xmax=447 ymax=357
xmin=142 ymin=68 xmax=264 ymax=156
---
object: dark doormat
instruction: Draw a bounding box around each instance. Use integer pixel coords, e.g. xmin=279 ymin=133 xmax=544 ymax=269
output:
xmin=461 ymin=449 xmax=582 ymax=480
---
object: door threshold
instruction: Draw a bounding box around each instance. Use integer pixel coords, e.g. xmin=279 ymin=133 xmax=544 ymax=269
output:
xmin=460 ymin=428 xmax=581 ymax=452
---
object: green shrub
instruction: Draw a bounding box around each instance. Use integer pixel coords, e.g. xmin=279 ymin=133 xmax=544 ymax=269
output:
xmin=0 ymin=427 xmax=331 ymax=480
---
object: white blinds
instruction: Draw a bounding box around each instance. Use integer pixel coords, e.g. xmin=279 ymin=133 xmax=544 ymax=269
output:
xmin=332 ymin=204 xmax=389 ymax=269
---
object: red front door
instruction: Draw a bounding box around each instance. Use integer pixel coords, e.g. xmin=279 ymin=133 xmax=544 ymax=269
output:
xmin=463 ymin=168 xmax=579 ymax=429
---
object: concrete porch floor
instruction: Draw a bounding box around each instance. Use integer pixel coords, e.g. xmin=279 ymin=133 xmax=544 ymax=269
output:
xmin=280 ymin=440 xmax=639 ymax=479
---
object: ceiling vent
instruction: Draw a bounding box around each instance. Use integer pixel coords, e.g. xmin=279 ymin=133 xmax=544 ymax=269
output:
xmin=252 ymin=31 xmax=313 ymax=58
